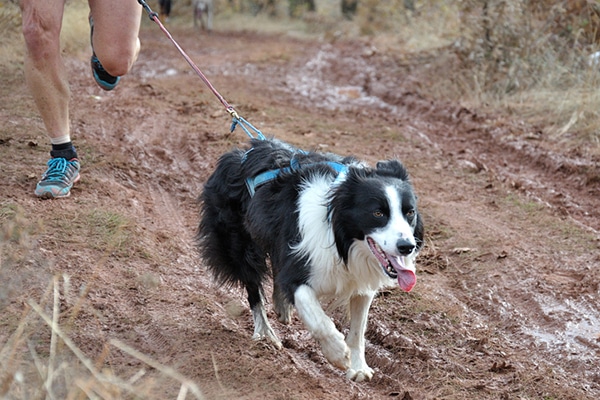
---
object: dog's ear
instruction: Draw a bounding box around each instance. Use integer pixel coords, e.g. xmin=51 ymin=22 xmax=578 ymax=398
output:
xmin=376 ymin=160 xmax=409 ymax=181
xmin=414 ymin=212 xmax=425 ymax=251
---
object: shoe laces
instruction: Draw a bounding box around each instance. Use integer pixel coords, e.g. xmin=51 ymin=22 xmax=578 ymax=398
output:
xmin=92 ymin=54 xmax=107 ymax=73
xmin=43 ymin=158 xmax=75 ymax=182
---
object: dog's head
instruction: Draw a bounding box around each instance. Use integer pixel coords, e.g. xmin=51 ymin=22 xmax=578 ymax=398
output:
xmin=328 ymin=160 xmax=424 ymax=292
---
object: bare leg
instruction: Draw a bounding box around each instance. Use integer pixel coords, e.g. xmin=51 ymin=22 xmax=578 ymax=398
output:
xmin=21 ymin=0 xmax=70 ymax=141
xmin=88 ymin=0 xmax=142 ymax=76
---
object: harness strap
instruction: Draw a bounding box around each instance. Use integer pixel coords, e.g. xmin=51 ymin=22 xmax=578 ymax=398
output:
xmin=245 ymin=161 xmax=348 ymax=197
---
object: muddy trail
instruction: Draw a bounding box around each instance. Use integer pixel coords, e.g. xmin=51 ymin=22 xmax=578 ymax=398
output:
xmin=1 ymin=22 xmax=599 ymax=399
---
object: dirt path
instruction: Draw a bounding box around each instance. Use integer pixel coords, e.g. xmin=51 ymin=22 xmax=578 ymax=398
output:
xmin=1 ymin=22 xmax=599 ymax=399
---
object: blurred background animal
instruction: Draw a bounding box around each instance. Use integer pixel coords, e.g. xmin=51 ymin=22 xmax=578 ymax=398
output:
xmin=158 ymin=0 xmax=172 ymax=22
xmin=193 ymin=0 xmax=214 ymax=32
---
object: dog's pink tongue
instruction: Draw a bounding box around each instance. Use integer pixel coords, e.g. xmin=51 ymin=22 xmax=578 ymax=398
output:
xmin=393 ymin=256 xmax=416 ymax=292
xmin=398 ymin=270 xmax=416 ymax=292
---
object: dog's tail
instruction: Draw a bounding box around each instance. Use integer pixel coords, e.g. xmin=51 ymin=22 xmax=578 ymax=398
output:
xmin=197 ymin=149 xmax=269 ymax=290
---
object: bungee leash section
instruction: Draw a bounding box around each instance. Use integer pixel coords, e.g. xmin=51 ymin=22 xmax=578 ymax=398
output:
xmin=136 ymin=0 xmax=266 ymax=140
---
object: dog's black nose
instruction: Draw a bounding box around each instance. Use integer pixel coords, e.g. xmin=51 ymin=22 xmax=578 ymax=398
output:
xmin=396 ymin=239 xmax=415 ymax=256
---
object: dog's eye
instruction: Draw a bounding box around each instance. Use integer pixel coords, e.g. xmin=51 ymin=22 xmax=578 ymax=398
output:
xmin=373 ymin=210 xmax=384 ymax=218
xmin=406 ymin=209 xmax=415 ymax=218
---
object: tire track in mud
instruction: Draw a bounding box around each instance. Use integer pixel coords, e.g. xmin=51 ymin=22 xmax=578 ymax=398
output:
xmin=97 ymin=27 xmax=600 ymax=398
xmin=283 ymin=43 xmax=600 ymax=235
xmin=254 ymin=41 xmax=600 ymax=395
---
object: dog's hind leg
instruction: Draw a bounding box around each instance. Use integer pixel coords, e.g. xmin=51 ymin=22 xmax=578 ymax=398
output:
xmin=294 ymin=285 xmax=351 ymax=371
xmin=247 ymin=284 xmax=282 ymax=349
xmin=345 ymin=293 xmax=375 ymax=382
xmin=273 ymin=280 xmax=293 ymax=324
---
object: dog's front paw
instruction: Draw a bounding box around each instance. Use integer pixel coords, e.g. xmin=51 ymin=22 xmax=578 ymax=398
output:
xmin=346 ymin=366 xmax=374 ymax=382
xmin=320 ymin=334 xmax=351 ymax=371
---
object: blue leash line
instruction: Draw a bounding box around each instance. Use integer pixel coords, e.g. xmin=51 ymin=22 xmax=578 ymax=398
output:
xmin=230 ymin=115 xmax=267 ymax=140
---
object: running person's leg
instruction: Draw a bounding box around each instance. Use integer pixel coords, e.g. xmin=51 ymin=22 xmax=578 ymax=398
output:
xmin=88 ymin=0 xmax=142 ymax=78
xmin=22 ymin=0 xmax=81 ymax=198
xmin=21 ymin=0 xmax=70 ymax=142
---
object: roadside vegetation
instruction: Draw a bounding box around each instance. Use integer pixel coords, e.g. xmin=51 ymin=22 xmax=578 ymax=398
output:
xmin=4 ymin=0 xmax=600 ymax=147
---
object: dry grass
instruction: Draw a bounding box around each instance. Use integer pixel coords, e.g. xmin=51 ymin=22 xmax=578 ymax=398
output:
xmin=60 ymin=0 xmax=93 ymax=56
xmin=0 ymin=276 xmax=205 ymax=399
xmin=504 ymin=86 xmax=600 ymax=145
xmin=340 ymin=0 xmax=600 ymax=151
xmin=0 ymin=0 xmax=24 ymax=75
xmin=0 ymin=200 xmax=205 ymax=399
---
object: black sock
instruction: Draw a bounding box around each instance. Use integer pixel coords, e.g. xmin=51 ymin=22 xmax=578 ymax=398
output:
xmin=50 ymin=142 xmax=78 ymax=160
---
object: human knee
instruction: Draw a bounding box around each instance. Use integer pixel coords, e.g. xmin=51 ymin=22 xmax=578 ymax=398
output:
xmin=22 ymin=17 xmax=60 ymax=59
xmin=95 ymin=39 xmax=140 ymax=76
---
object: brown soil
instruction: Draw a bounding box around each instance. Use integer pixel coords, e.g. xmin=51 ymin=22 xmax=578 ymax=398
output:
xmin=1 ymin=21 xmax=600 ymax=400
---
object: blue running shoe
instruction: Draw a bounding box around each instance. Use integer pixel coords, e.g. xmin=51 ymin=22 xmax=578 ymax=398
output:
xmin=89 ymin=17 xmax=120 ymax=91
xmin=91 ymin=54 xmax=120 ymax=90
xmin=35 ymin=158 xmax=81 ymax=199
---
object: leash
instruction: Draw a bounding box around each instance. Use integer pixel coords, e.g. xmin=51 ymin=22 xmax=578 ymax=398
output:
xmin=136 ymin=0 xmax=347 ymax=198
xmin=136 ymin=0 xmax=266 ymax=140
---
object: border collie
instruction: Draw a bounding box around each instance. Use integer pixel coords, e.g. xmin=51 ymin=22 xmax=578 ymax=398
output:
xmin=197 ymin=137 xmax=424 ymax=381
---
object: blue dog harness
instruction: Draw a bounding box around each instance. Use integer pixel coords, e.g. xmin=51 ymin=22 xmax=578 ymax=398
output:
xmin=244 ymin=151 xmax=348 ymax=197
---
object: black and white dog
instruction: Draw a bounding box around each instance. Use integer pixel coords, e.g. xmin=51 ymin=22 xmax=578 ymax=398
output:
xmin=197 ymin=137 xmax=424 ymax=381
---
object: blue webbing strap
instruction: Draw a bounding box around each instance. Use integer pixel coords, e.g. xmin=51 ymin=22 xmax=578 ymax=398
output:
xmin=245 ymin=161 xmax=348 ymax=197
xmin=231 ymin=115 xmax=266 ymax=140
